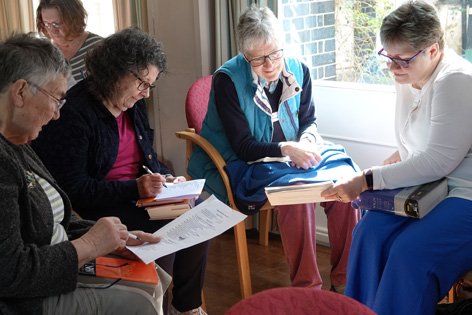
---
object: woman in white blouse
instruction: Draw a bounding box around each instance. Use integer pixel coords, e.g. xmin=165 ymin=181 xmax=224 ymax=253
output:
xmin=322 ymin=1 xmax=472 ymax=314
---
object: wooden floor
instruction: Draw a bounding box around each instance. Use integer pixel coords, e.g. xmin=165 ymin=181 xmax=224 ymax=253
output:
xmin=202 ymin=229 xmax=332 ymax=315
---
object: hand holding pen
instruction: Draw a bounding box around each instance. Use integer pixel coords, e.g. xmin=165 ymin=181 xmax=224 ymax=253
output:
xmin=142 ymin=165 xmax=167 ymax=188
xmin=136 ymin=166 xmax=167 ymax=198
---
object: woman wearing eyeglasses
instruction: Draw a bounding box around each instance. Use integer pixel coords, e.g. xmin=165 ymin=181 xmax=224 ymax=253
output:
xmin=188 ymin=5 xmax=361 ymax=293
xmin=36 ymin=0 xmax=102 ymax=87
xmin=32 ymin=28 xmax=209 ymax=315
xmin=321 ymin=1 xmax=472 ymax=314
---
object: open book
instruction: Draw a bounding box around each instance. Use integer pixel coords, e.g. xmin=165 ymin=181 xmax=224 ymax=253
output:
xmin=136 ymin=179 xmax=205 ymax=207
xmin=264 ymin=181 xmax=335 ymax=206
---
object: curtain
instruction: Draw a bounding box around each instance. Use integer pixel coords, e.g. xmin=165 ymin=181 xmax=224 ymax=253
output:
xmin=215 ymin=0 xmax=277 ymax=68
xmin=0 ymin=0 xmax=35 ymax=40
xmin=112 ymin=0 xmax=148 ymax=32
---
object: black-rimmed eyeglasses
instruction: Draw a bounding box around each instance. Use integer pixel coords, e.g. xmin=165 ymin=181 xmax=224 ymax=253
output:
xmin=30 ymin=83 xmax=66 ymax=112
xmin=130 ymin=72 xmax=156 ymax=91
xmin=377 ymin=48 xmax=425 ymax=68
xmin=245 ymin=49 xmax=284 ymax=67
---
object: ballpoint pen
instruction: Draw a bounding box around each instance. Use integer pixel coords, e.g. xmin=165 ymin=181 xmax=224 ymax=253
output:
xmin=142 ymin=165 xmax=167 ymax=188
xmin=128 ymin=233 xmax=141 ymax=240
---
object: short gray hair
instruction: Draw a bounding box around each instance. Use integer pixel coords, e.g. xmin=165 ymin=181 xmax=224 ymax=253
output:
xmin=0 ymin=33 xmax=71 ymax=94
xmin=237 ymin=5 xmax=284 ymax=55
xmin=380 ymin=1 xmax=445 ymax=52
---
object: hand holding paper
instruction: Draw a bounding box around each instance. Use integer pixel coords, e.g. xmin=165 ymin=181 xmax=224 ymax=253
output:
xmin=127 ymin=195 xmax=247 ymax=264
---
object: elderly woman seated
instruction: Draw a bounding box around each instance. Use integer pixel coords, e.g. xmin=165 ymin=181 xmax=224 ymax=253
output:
xmin=0 ymin=33 xmax=161 ymax=315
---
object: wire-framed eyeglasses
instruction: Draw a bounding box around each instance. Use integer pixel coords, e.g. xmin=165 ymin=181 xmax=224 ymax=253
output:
xmin=29 ymin=83 xmax=66 ymax=112
xmin=378 ymin=48 xmax=425 ymax=68
xmin=245 ymin=49 xmax=284 ymax=67
xmin=41 ymin=22 xmax=64 ymax=29
xmin=130 ymin=72 xmax=156 ymax=91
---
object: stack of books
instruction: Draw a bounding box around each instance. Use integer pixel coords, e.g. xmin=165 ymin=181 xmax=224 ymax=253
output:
xmin=137 ymin=197 xmax=192 ymax=220
xmin=136 ymin=179 xmax=205 ymax=220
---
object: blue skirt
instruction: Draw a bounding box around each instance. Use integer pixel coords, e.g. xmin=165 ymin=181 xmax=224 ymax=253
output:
xmin=345 ymin=197 xmax=472 ymax=315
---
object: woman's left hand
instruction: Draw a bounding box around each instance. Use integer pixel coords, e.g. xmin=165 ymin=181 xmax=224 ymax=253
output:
xmin=110 ymin=231 xmax=161 ymax=260
xmin=321 ymin=172 xmax=367 ymax=203
xmin=165 ymin=175 xmax=186 ymax=184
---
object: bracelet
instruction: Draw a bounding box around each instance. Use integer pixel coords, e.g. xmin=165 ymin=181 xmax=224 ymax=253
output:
xmin=164 ymin=174 xmax=173 ymax=178
xmin=364 ymin=169 xmax=373 ymax=190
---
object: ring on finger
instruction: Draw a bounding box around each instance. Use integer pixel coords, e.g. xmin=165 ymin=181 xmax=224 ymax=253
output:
xmin=336 ymin=194 xmax=343 ymax=202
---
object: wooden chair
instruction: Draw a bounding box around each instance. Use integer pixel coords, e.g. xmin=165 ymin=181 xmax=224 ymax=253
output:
xmin=448 ymin=270 xmax=472 ymax=302
xmin=175 ymin=75 xmax=274 ymax=299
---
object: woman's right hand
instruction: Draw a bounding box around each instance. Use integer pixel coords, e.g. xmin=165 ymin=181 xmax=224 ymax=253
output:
xmin=280 ymin=141 xmax=322 ymax=169
xmin=71 ymin=217 xmax=129 ymax=267
xmin=136 ymin=173 xmax=166 ymax=198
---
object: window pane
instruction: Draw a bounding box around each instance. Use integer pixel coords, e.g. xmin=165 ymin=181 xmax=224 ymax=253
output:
xmin=279 ymin=0 xmax=472 ymax=85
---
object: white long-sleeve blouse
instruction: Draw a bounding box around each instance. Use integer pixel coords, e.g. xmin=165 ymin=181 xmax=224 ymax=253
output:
xmin=372 ymin=50 xmax=472 ymax=201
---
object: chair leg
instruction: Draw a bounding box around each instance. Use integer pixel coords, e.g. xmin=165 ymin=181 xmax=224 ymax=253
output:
xmin=448 ymin=282 xmax=458 ymax=303
xmin=201 ymin=290 xmax=206 ymax=312
xmin=233 ymin=221 xmax=253 ymax=298
xmin=259 ymin=209 xmax=272 ymax=246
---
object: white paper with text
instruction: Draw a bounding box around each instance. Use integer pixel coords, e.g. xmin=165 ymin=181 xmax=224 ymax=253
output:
xmin=153 ymin=179 xmax=205 ymax=200
xmin=127 ymin=195 xmax=247 ymax=264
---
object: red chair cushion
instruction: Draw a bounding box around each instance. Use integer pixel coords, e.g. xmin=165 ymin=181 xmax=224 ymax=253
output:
xmin=225 ymin=287 xmax=377 ymax=315
xmin=185 ymin=75 xmax=212 ymax=134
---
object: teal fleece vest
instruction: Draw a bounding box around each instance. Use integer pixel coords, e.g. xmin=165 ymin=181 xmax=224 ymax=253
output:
xmin=187 ymin=54 xmax=304 ymax=202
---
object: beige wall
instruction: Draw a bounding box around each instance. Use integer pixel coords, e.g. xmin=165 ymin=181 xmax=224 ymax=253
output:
xmin=146 ymin=0 xmax=215 ymax=176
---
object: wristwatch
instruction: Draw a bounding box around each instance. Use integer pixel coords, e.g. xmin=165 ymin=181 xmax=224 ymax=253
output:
xmin=364 ymin=169 xmax=373 ymax=190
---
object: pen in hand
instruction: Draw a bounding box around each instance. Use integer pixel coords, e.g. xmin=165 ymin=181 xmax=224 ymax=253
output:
xmin=142 ymin=165 xmax=167 ymax=188
xmin=128 ymin=233 xmax=141 ymax=240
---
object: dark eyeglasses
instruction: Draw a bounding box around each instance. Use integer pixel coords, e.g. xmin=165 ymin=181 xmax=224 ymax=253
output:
xmin=130 ymin=72 xmax=156 ymax=91
xmin=29 ymin=83 xmax=66 ymax=111
xmin=378 ymin=48 xmax=425 ymax=68
xmin=245 ymin=49 xmax=284 ymax=67
xmin=41 ymin=22 xmax=64 ymax=29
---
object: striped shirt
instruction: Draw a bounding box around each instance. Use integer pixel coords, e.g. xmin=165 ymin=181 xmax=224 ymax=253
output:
xmin=70 ymin=32 xmax=102 ymax=83
xmin=33 ymin=173 xmax=68 ymax=245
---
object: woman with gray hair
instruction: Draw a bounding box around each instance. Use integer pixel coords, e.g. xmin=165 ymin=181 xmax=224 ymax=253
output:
xmin=32 ymin=28 xmax=208 ymax=315
xmin=0 ymin=33 xmax=161 ymax=315
xmin=188 ymin=5 xmax=361 ymax=292
xmin=322 ymin=1 xmax=472 ymax=314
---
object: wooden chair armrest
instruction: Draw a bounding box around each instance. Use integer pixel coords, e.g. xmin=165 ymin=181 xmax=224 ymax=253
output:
xmin=176 ymin=129 xmax=227 ymax=173
xmin=175 ymin=129 xmax=235 ymax=207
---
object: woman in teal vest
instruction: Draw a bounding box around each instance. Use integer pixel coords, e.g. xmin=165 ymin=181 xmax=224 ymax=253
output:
xmin=188 ymin=5 xmax=361 ymax=292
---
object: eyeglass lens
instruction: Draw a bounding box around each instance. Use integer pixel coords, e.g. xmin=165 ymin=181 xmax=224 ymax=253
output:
xmin=34 ymin=84 xmax=65 ymax=111
xmin=130 ymin=72 xmax=155 ymax=91
xmin=249 ymin=49 xmax=284 ymax=66
xmin=42 ymin=22 xmax=62 ymax=29
xmin=378 ymin=48 xmax=424 ymax=68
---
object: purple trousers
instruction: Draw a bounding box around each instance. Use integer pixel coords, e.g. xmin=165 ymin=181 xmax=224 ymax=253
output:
xmin=275 ymin=201 xmax=361 ymax=288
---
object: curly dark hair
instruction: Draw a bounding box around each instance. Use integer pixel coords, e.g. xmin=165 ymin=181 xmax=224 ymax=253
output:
xmin=85 ymin=27 xmax=168 ymax=101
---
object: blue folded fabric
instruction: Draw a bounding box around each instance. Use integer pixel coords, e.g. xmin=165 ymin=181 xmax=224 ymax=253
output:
xmin=224 ymin=143 xmax=359 ymax=215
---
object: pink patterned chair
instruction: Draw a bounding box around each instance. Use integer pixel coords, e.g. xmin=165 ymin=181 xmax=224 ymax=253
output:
xmin=225 ymin=287 xmax=377 ymax=315
xmin=184 ymin=75 xmax=212 ymax=134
